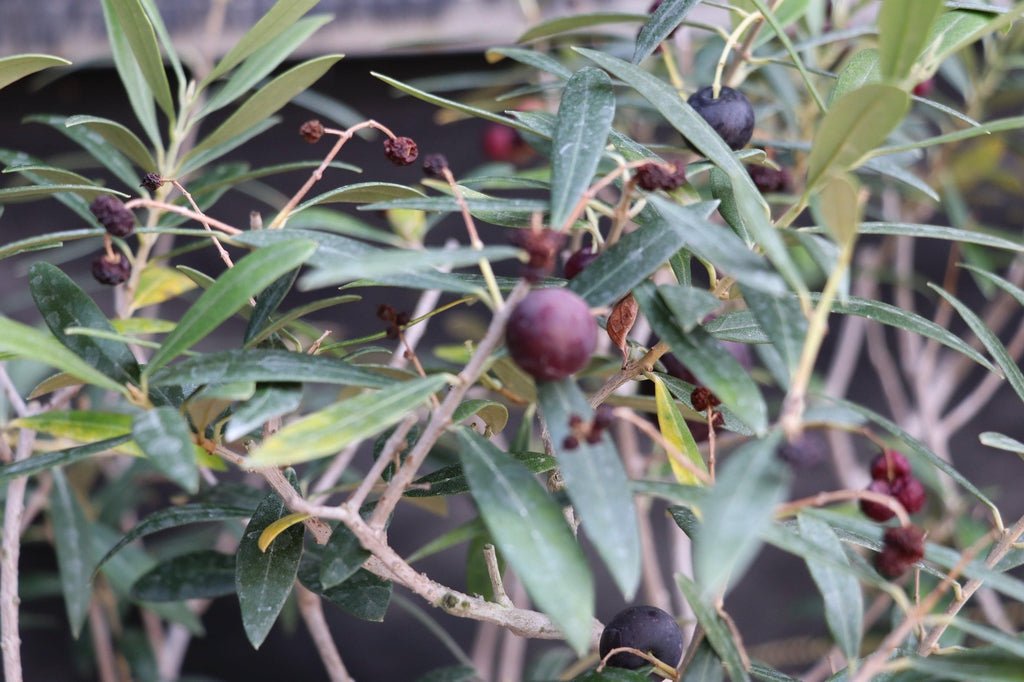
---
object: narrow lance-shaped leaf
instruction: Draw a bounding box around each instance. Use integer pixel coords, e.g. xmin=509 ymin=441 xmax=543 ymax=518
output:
xmin=131 ymin=551 xmax=236 ymax=602
xmin=64 ymin=115 xmax=157 ymax=171
xmin=742 ymin=287 xmax=806 ymax=385
xmin=105 ymin=0 xmax=175 ymax=119
xmin=693 ymin=434 xmax=790 ymax=599
xmin=0 ymin=436 xmax=131 ymax=483
xmin=633 ymin=0 xmax=700 ymax=63
xmin=0 ymin=54 xmax=70 ymax=91
xmin=225 ymin=384 xmax=303 ymax=442
xmin=236 ymin=484 xmax=305 ymax=649
xmin=202 ymin=0 xmax=319 ymax=86
xmin=549 ymin=67 xmax=615 ymax=229
xmin=132 ymin=407 xmax=199 ymax=494
xmin=50 ymin=469 xmax=95 ymax=638
xmin=651 ymin=373 xmax=707 ymax=485
xmin=878 ymin=0 xmax=947 ymax=81
xmin=636 ymin=282 xmax=768 ymax=434
xmin=537 ymin=379 xmax=641 ymax=600
xmin=29 ymin=262 xmax=141 ymax=385
xmin=186 ymin=56 xmax=343 ymax=164
xmin=929 ymin=283 xmax=1024 ymax=406
xmin=100 ymin=0 xmax=161 ymax=148
xmin=93 ymin=503 xmax=254 ymax=575
xmin=249 ymin=375 xmax=448 ymax=467
xmin=574 ymin=47 xmax=807 ymax=299
xmin=805 ymin=84 xmax=910 ymax=190
xmin=0 ymin=317 xmax=128 ymax=396
xmin=796 ymin=514 xmax=863 ymax=664
xmin=143 ymin=240 xmax=317 ymax=376
xmin=456 ymin=427 xmax=594 ymax=655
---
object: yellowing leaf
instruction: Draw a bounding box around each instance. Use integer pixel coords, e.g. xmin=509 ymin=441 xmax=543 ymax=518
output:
xmin=258 ymin=512 xmax=310 ymax=552
xmin=818 ymin=173 xmax=862 ymax=247
xmin=131 ymin=265 xmax=198 ymax=312
xmin=652 ymin=374 xmax=707 ymax=486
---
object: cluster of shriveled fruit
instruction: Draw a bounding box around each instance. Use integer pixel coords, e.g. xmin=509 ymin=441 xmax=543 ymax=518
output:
xmin=860 ymin=450 xmax=926 ymax=521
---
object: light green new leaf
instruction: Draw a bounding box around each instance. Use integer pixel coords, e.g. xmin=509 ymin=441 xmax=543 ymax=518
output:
xmin=106 ymin=0 xmax=175 ymax=119
xmin=236 ymin=485 xmax=304 ymax=649
xmin=249 ymin=375 xmax=447 ymax=466
xmin=633 ymin=0 xmax=701 ymax=63
xmin=65 ymin=115 xmax=157 ymax=172
xmin=878 ymin=0 xmax=946 ymax=81
xmin=796 ymin=514 xmax=863 ymax=664
xmin=852 ymin=223 xmax=1022 ymax=252
xmin=518 ymin=12 xmax=645 ymax=42
xmin=452 ymin=399 xmax=509 ymax=435
xmin=830 ymin=49 xmax=881 ymax=104
xmin=13 ymin=411 xmax=135 ymax=452
xmin=202 ymin=14 xmax=332 ymax=116
xmin=537 ymin=379 xmax=641 ymax=600
xmin=929 ymin=283 xmax=1024 ymax=406
xmin=0 ymin=317 xmax=127 ymax=395
xmin=132 ymin=407 xmax=199 ymax=494
xmin=187 ymin=56 xmax=342 ymax=163
xmin=203 ymin=0 xmax=319 ymax=86
xmin=980 ymin=432 xmax=1024 ymax=455
xmin=870 ymin=115 xmax=1024 ymax=157
xmin=575 ymin=48 xmax=806 ymax=298
xmin=100 ymin=0 xmax=160 ymax=148
xmin=549 ymin=67 xmax=615 ymax=229
xmin=50 ymin=469 xmax=94 ymax=638
xmin=817 ymin=173 xmax=861 ymax=246
xmin=0 ymin=54 xmax=70 ymax=91
xmin=806 ymin=84 xmax=910 ymax=189
xmin=694 ymin=434 xmax=789 ymax=599
xmin=456 ymin=427 xmax=594 ymax=655
xmin=143 ymin=240 xmax=317 ymax=376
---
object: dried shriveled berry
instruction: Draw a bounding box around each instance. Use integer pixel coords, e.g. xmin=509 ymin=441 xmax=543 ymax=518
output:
xmin=690 ymin=386 xmax=720 ymax=412
xmin=89 ymin=195 xmax=135 ymax=238
xmin=563 ymin=247 xmax=599 ymax=280
xmin=869 ymin=450 xmax=911 ymax=482
xmin=635 ymin=161 xmax=686 ymax=191
xmin=505 ymin=288 xmax=597 ymax=381
xmin=92 ymin=252 xmax=131 ymax=285
xmin=511 ymin=229 xmax=566 ymax=282
xmin=860 ymin=479 xmax=896 ymax=522
xmin=383 ymin=136 xmax=419 ymax=166
xmin=139 ymin=172 xmax=164 ymax=192
xmin=599 ymin=605 xmax=684 ymax=670
xmin=299 ymin=119 xmax=325 ymax=143
xmin=747 ymin=164 xmax=791 ymax=194
xmin=876 ymin=525 xmax=926 ymax=578
xmin=891 ymin=475 xmax=926 ymax=514
xmin=422 ymin=153 xmax=449 ymax=178
xmin=687 ymin=86 xmax=756 ymax=150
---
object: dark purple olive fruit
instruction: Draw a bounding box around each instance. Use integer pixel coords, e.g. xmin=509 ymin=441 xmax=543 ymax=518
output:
xmin=687 ymin=86 xmax=755 ymax=150
xmin=505 ymin=288 xmax=596 ymax=381
xmin=599 ymin=605 xmax=684 ymax=670
xmin=563 ymin=248 xmax=599 ymax=280
xmin=891 ymin=475 xmax=926 ymax=514
xmin=91 ymin=252 xmax=131 ymax=285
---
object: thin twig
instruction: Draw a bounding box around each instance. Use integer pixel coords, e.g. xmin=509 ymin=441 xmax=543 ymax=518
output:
xmin=775 ymin=488 xmax=911 ymax=527
xmin=296 ymin=583 xmax=353 ymax=682
xmin=484 ymin=544 xmax=513 ymax=608
xmin=0 ymin=430 xmax=33 ymax=682
xmin=170 ymin=179 xmax=238 ymax=271
xmin=123 ymin=198 xmax=241 ymax=234
xmin=88 ymin=599 xmax=121 ymax=682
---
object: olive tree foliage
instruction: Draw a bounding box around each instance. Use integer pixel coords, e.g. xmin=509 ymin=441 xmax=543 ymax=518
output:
xmin=1 ymin=0 xmax=1023 ymax=680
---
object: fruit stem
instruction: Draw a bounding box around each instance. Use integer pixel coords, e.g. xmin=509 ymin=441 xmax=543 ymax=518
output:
xmin=712 ymin=10 xmax=763 ymax=100
xmin=775 ymin=487 xmax=911 ymax=527
xmin=780 ymin=237 xmax=855 ymax=438
xmin=440 ymin=167 xmax=504 ymax=310
xmin=660 ymin=43 xmax=685 ymax=94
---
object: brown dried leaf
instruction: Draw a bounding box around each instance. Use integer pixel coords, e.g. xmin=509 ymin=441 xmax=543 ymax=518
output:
xmin=607 ymin=293 xmax=638 ymax=364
